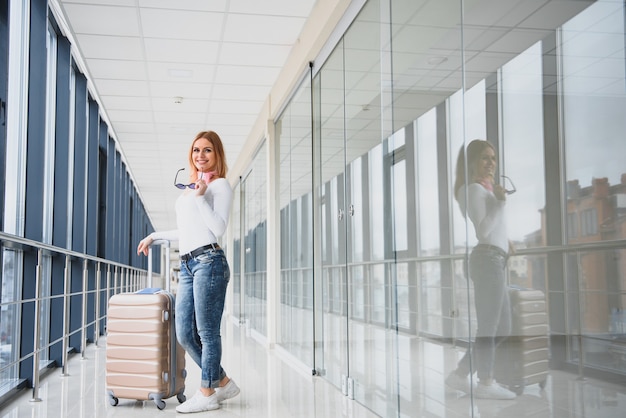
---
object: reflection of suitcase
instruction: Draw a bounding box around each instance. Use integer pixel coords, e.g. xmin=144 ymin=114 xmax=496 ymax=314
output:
xmin=106 ymin=289 xmax=186 ymax=409
xmin=496 ymin=287 xmax=549 ymax=394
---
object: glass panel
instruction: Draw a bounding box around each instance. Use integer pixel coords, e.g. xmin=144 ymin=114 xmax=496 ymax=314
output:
xmin=243 ymin=143 xmax=267 ymax=336
xmin=451 ymin=258 xmax=472 ymax=340
xmin=44 ymin=26 xmax=56 ymax=245
xmin=277 ymin=73 xmax=314 ymax=365
xmin=349 ymin=159 xmax=363 ymax=262
xmin=368 ymin=144 xmax=385 ymax=261
xmin=317 ymin=38 xmax=348 ymax=392
xmin=370 ymin=263 xmax=385 ymax=325
xmin=396 ymin=262 xmax=411 ymax=331
xmin=500 ymin=43 xmax=546 ymax=252
xmin=566 ymin=248 xmax=626 ymax=374
xmin=0 ymin=249 xmax=20 ymax=393
xmin=391 ymin=0 xmax=466 ymax=415
xmin=421 ymin=260 xmax=445 ymax=335
xmin=2 ymin=2 xmax=27 ymax=398
xmin=300 ymin=0 xmax=626 ymax=416
xmin=415 ymin=110 xmax=440 ymax=256
xmin=392 ymin=159 xmax=407 ymax=252
xmin=556 ymin=0 xmax=626 ymax=386
xmin=5 ymin=1 xmax=28 ymax=236
xmin=562 ymin=1 xmax=626 ymax=244
xmin=343 ymin=1 xmax=398 ymax=415
xmin=36 ymin=24 xmax=58 ymax=367
xmin=231 ymin=182 xmax=241 ymax=320
xmin=450 ymin=83 xmax=487 ymax=253
xmin=349 ymin=265 xmax=365 ymax=321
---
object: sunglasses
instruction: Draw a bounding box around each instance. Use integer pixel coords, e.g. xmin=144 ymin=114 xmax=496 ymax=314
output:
xmin=174 ymin=168 xmax=197 ymax=189
xmin=501 ymin=175 xmax=516 ymax=195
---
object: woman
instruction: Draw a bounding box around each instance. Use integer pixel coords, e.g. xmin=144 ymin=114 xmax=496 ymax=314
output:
xmin=137 ymin=131 xmax=239 ymax=413
xmin=445 ymin=139 xmax=516 ymax=400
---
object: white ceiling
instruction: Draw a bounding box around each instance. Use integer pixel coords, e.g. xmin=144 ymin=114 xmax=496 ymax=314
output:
xmin=49 ymin=0 xmax=611 ymax=242
xmin=51 ymin=0 xmax=318 ymax=233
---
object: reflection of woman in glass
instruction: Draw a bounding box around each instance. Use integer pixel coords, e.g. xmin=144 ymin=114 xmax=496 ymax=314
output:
xmin=446 ymin=139 xmax=516 ymax=400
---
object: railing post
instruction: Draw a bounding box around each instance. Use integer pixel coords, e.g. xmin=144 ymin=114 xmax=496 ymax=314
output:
xmin=61 ymin=255 xmax=71 ymax=376
xmin=94 ymin=261 xmax=101 ymax=347
xmin=114 ymin=265 xmax=119 ymax=295
xmin=81 ymin=259 xmax=88 ymax=359
xmin=30 ymin=249 xmax=43 ymax=402
xmin=106 ymin=264 xmax=111 ymax=320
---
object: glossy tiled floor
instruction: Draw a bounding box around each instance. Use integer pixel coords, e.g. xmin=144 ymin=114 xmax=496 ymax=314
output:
xmin=0 ymin=318 xmax=379 ymax=418
xmin=1 ymin=317 xmax=626 ymax=418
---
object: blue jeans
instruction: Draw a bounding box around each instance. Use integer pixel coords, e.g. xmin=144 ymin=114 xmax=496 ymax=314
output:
xmin=457 ymin=244 xmax=512 ymax=380
xmin=176 ymin=247 xmax=230 ymax=388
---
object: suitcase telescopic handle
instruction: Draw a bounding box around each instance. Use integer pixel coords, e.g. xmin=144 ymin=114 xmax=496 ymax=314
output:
xmin=147 ymin=239 xmax=172 ymax=291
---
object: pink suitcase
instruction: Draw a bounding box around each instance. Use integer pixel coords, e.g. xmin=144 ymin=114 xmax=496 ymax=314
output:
xmin=496 ymin=287 xmax=549 ymax=394
xmin=106 ymin=289 xmax=186 ymax=409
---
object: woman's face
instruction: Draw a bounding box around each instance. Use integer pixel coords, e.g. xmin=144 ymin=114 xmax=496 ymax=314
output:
xmin=192 ymin=137 xmax=216 ymax=173
xmin=473 ymin=145 xmax=496 ymax=181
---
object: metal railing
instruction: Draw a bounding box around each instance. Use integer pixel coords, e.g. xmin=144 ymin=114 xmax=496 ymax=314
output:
xmin=0 ymin=231 xmax=161 ymax=403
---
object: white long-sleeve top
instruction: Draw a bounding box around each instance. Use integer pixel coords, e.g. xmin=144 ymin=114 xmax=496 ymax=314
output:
xmin=150 ymin=178 xmax=233 ymax=255
xmin=456 ymin=182 xmax=508 ymax=253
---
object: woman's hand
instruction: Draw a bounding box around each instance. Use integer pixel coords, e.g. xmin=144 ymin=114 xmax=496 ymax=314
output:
xmin=493 ymin=184 xmax=507 ymax=201
xmin=137 ymin=235 xmax=154 ymax=256
xmin=195 ymin=178 xmax=208 ymax=196
xmin=194 ymin=171 xmax=216 ymax=196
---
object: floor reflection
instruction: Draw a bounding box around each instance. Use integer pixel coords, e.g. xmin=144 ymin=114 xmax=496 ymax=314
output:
xmin=1 ymin=318 xmax=626 ymax=417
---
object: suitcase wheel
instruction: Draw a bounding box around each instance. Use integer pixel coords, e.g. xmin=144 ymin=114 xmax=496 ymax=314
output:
xmin=108 ymin=394 xmax=119 ymax=407
xmin=154 ymin=399 xmax=166 ymax=410
xmin=177 ymin=392 xmax=187 ymax=403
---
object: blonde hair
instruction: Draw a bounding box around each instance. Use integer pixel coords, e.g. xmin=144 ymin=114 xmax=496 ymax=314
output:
xmin=453 ymin=139 xmax=495 ymax=200
xmin=186 ymin=131 xmax=228 ymax=182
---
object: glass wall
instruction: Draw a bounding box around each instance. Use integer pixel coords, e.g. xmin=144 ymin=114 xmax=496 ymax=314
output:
xmin=0 ymin=1 xmax=155 ymax=398
xmin=243 ymin=142 xmax=268 ymax=338
xmin=272 ymin=0 xmax=626 ymax=417
xmin=559 ymin=0 xmax=626 ymax=375
xmin=230 ymin=182 xmax=242 ymax=322
xmin=277 ymin=74 xmax=315 ymax=364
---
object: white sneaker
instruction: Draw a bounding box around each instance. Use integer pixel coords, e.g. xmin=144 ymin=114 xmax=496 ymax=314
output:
xmin=475 ymin=381 xmax=516 ymax=400
xmin=445 ymin=372 xmax=474 ymax=393
xmin=215 ymin=379 xmax=240 ymax=403
xmin=175 ymin=390 xmax=220 ymax=413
